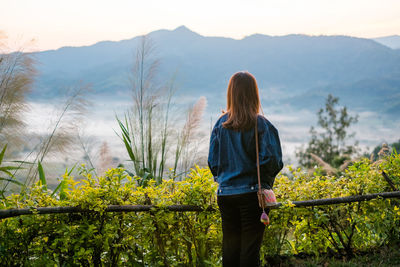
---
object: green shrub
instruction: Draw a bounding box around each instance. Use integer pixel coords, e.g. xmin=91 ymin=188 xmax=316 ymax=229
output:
xmin=1 ymin=154 xmax=399 ymax=266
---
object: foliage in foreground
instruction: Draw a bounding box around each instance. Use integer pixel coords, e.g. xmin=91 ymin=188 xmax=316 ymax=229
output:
xmin=1 ymin=166 xmax=220 ymax=266
xmin=1 ymin=154 xmax=400 ymax=266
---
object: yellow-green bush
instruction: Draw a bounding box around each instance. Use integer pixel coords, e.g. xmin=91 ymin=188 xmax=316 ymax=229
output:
xmin=1 ymin=154 xmax=400 ymax=266
xmin=0 ymin=166 xmax=221 ymax=266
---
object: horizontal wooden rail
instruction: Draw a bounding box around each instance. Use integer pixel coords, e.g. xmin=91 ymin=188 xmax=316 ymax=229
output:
xmin=278 ymin=190 xmax=400 ymax=208
xmin=1 ymin=191 xmax=400 ymax=220
xmin=0 ymin=205 xmax=214 ymax=219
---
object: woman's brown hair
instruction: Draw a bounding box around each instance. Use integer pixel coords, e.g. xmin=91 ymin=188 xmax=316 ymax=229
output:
xmin=222 ymin=71 xmax=260 ymax=131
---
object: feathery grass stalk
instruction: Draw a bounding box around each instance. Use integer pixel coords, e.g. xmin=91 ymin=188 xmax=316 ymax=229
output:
xmin=77 ymin=132 xmax=97 ymax=175
xmin=0 ymin=36 xmax=36 ymax=193
xmin=0 ymin=36 xmax=36 ymax=147
xmin=120 ymin=36 xmax=206 ymax=183
xmin=24 ymin=83 xmax=90 ymax=186
xmin=122 ymin=36 xmax=162 ymax=181
xmin=147 ymin=103 xmax=153 ymax=176
xmin=98 ymin=141 xmax=113 ymax=175
xmin=158 ymin=80 xmax=175 ymax=180
xmin=139 ymin=39 xmax=145 ymax=172
xmin=173 ymin=96 xmax=207 ymax=178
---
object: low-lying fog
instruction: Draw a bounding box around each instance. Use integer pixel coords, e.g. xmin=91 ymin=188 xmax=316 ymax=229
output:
xmin=24 ymin=97 xmax=399 ymax=170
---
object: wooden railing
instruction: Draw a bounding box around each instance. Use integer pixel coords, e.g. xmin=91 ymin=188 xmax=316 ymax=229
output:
xmin=1 ymin=191 xmax=400 ymax=220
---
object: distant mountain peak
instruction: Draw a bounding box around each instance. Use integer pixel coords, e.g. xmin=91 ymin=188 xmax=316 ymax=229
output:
xmin=172 ymin=25 xmax=201 ymax=36
xmin=174 ymin=25 xmax=190 ymax=31
xmin=243 ymin=33 xmax=271 ymax=40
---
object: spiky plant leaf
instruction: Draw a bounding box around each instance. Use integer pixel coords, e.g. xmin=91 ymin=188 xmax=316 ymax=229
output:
xmin=37 ymin=161 xmax=47 ymax=190
xmin=0 ymin=145 xmax=7 ymax=165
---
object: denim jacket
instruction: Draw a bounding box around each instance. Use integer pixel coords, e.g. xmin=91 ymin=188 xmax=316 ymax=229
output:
xmin=208 ymin=113 xmax=283 ymax=196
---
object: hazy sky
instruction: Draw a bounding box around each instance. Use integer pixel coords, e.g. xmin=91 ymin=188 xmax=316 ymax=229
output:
xmin=1 ymin=0 xmax=399 ymax=51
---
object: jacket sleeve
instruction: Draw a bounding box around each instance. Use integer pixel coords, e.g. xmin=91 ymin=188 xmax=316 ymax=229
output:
xmin=258 ymin=123 xmax=283 ymax=189
xmin=207 ymin=126 xmax=219 ymax=180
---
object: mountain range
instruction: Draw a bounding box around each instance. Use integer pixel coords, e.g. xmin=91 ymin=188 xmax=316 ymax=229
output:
xmin=32 ymin=26 xmax=400 ymax=116
xmin=374 ymin=35 xmax=400 ymax=49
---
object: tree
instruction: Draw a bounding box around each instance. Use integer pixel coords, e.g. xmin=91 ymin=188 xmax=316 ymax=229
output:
xmin=297 ymin=94 xmax=358 ymax=170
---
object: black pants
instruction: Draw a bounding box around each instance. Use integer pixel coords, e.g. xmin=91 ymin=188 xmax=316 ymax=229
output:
xmin=217 ymin=192 xmax=266 ymax=267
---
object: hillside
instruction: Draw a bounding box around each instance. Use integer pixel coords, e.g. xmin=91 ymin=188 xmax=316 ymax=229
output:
xmin=32 ymin=26 xmax=400 ymax=115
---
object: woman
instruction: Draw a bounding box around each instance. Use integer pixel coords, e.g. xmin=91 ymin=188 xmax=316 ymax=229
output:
xmin=208 ymin=71 xmax=283 ymax=267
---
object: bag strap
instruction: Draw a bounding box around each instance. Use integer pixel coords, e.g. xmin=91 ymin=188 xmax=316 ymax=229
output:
xmin=254 ymin=114 xmax=265 ymax=211
xmin=255 ymin=116 xmax=262 ymax=195
xmin=255 ymin=116 xmax=266 ymax=211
